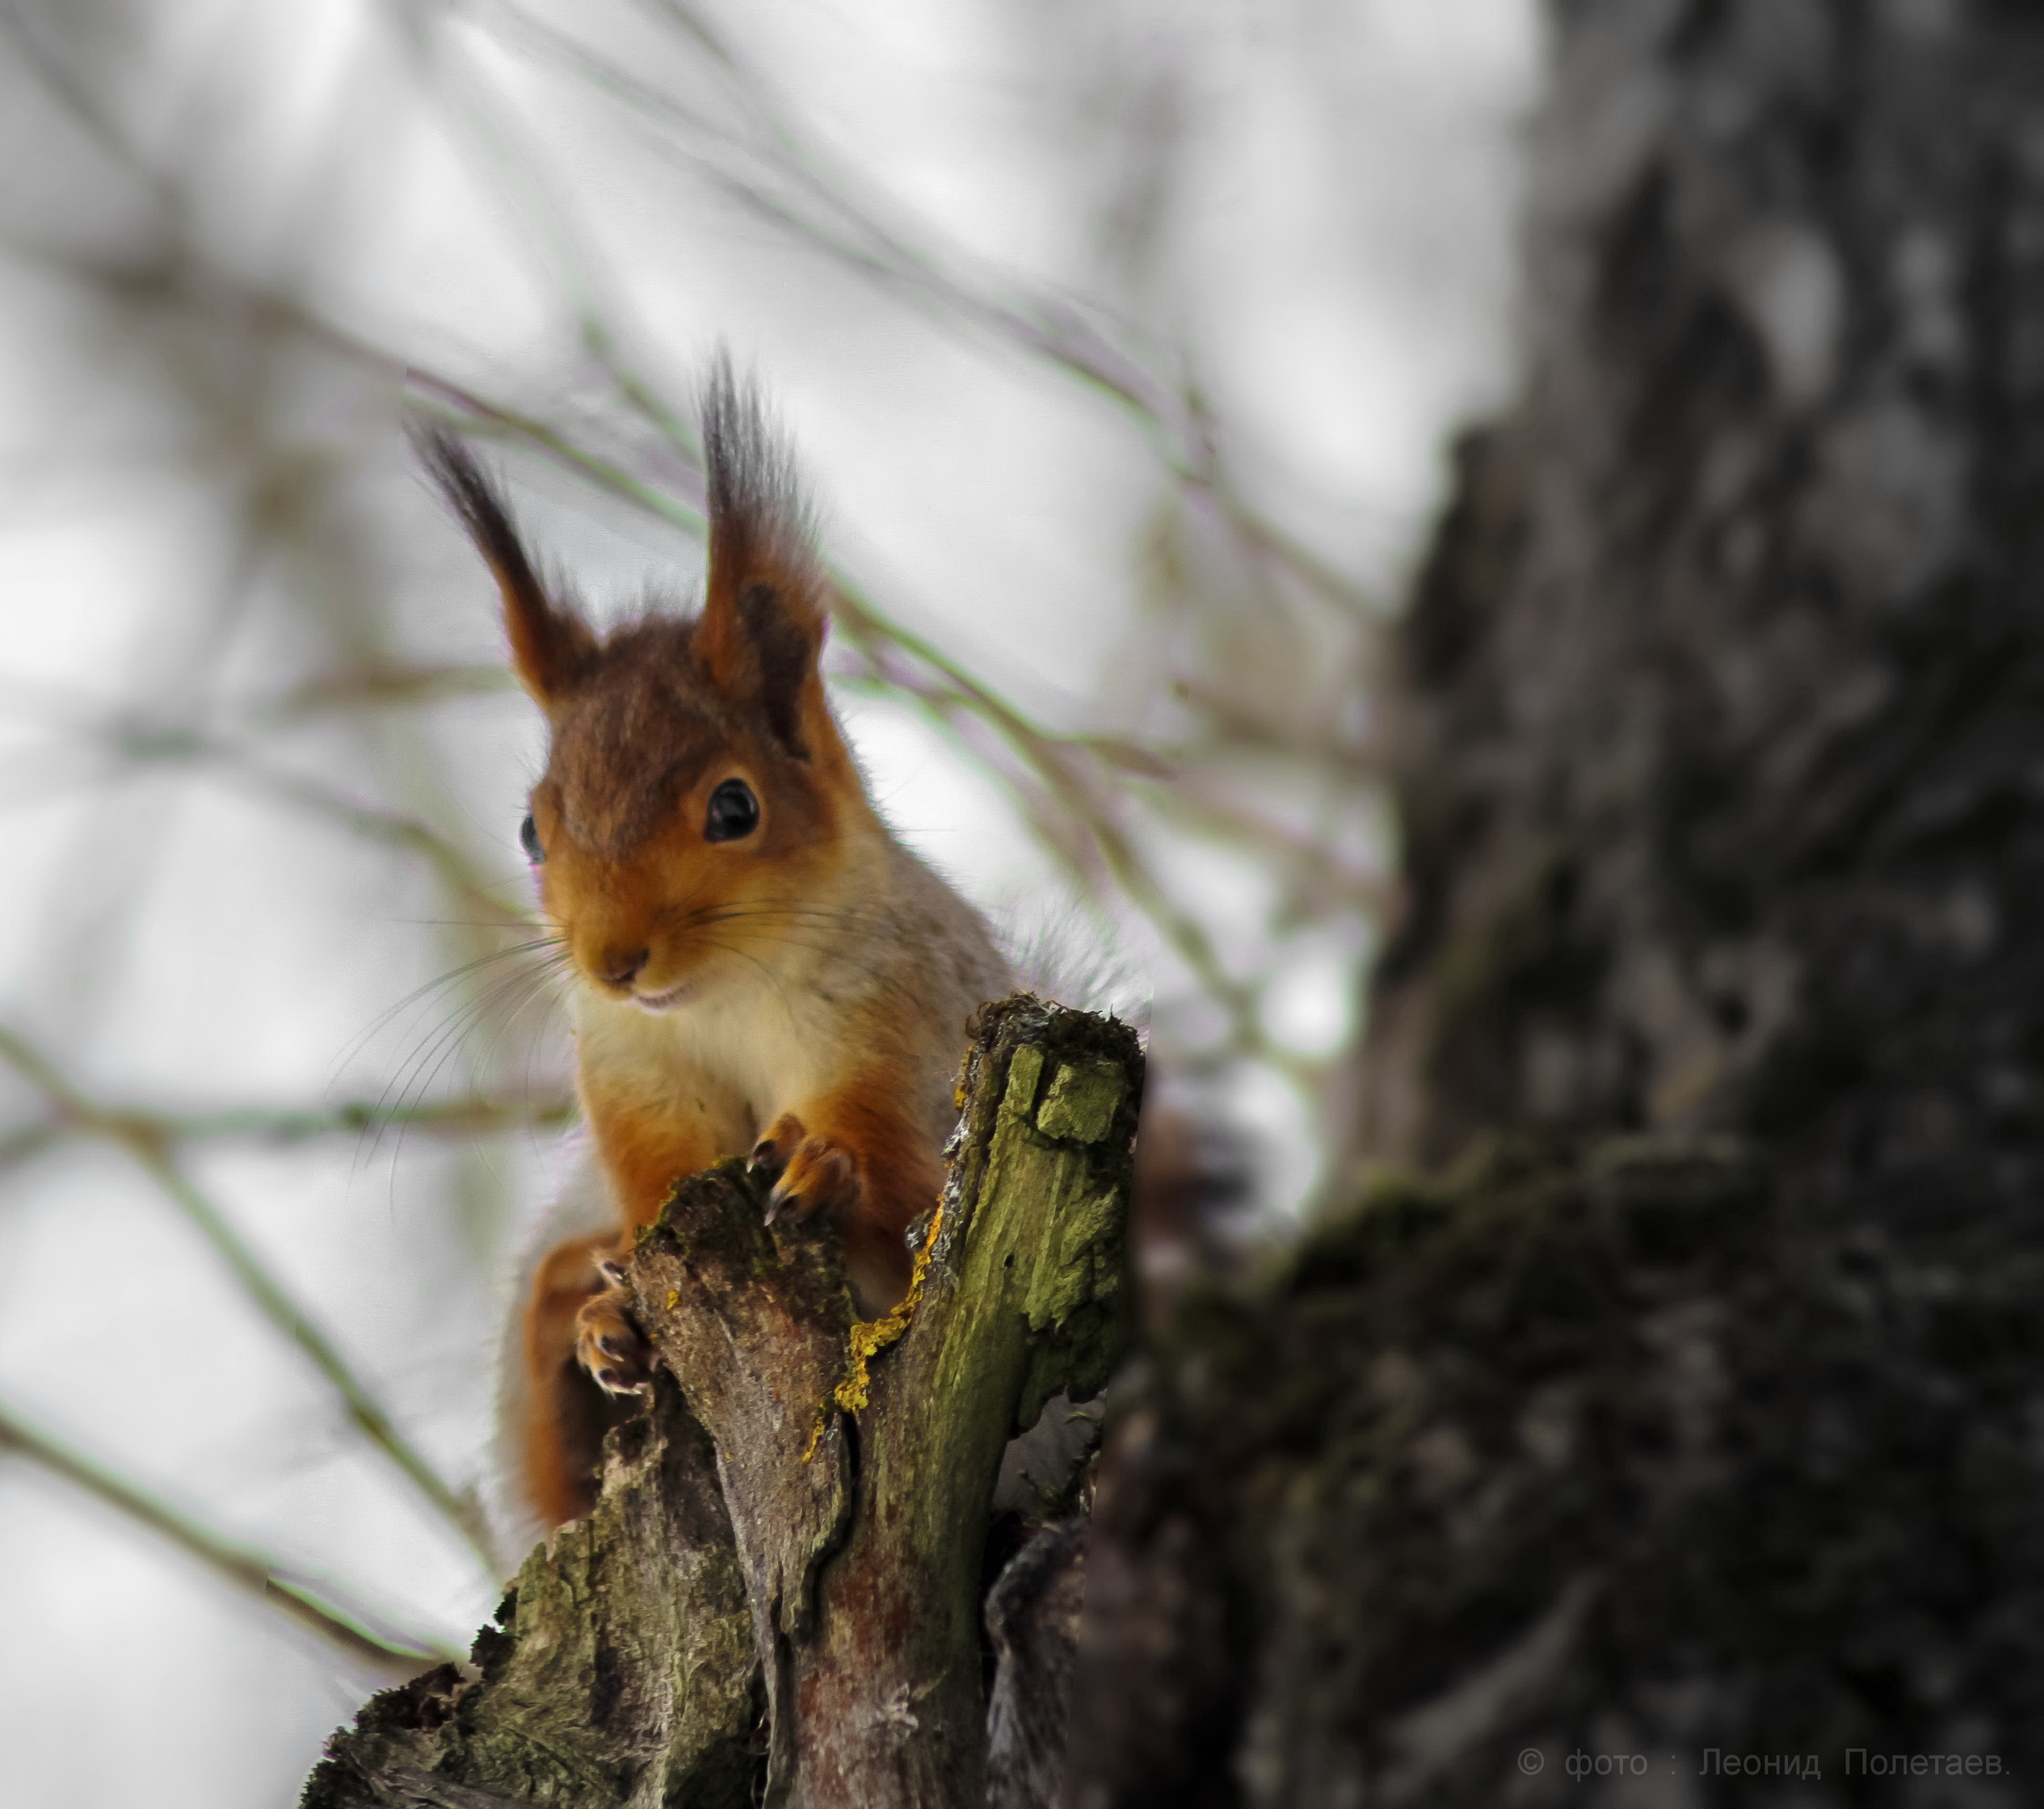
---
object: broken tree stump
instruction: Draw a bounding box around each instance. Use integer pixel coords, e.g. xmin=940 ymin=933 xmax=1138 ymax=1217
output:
xmin=302 ymin=996 xmax=1142 ymax=1809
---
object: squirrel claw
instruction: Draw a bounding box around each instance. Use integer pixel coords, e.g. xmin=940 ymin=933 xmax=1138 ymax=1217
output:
xmin=763 ymin=1176 xmax=819 ymax=1225
xmin=749 ymin=1114 xmax=805 ymax=1188
xmin=574 ymin=1263 xmax=656 ymax=1396
xmin=764 ymin=1135 xmax=861 ymax=1226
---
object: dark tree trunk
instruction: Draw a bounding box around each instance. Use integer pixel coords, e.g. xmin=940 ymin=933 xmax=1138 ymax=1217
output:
xmin=1065 ymin=3 xmax=2044 ymax=1801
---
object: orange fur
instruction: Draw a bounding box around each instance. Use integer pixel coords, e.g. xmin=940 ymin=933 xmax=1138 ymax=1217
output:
xmin=580 ymin=1076 xmax=733 ymax=1231
xmin=520 ymin=1233 xmax=636 ymax=1528
xmin=425 ymin=366 xmax=1012 ymax=1532
xmin=754 ymin=1063 xmax=947 ymax=1306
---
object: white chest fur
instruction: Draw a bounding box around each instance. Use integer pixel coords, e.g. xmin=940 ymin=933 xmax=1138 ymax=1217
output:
xmin=574 ymin=966 xmax=852 ymax=1146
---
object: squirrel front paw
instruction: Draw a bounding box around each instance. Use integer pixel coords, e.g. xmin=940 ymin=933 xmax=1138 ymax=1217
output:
xmin=749 ymin=1112 xmax=862 ymax=1225
xmin=574 ymin=1259 xmax=656 ymax=1397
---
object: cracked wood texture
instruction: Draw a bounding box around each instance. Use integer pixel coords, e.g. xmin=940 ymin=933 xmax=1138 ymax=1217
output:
xmin=302 ymin=997 xmax=1140 ymax=1809
xmin=1063 ymin=3 xmax=2044 ymax=1804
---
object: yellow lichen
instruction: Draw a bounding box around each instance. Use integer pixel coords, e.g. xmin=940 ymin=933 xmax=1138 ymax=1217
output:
xmin=827 ymin=1183 xmax=949 ymax=1422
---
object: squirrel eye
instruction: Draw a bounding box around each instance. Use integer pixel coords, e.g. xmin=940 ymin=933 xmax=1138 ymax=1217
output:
xmin=519 ymin=813 xmax=545 ymax=864
xmin=704 ymin=778 xmax=759 ymax=843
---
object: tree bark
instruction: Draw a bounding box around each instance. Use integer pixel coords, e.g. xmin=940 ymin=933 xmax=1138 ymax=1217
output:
xmin=1065 ymin=3 xmax=2044 ymax=1801
xmin=302 ymin=997 xmax=1140 ymax=1809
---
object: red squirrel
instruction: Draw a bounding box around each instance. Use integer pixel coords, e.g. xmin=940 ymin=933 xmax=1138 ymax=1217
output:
xmin=420 ymin=366 xmax=1012 ymax=1532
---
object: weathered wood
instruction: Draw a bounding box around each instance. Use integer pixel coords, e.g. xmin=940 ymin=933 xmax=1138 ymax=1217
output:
xmin=301 ymin=1375 xmax=757 ymax=1809
xmin=796 ymin=1002 xmax=1137 ymax=1807
xmin=983 ymin=1517 xmax=1087 ymax=1809
xmin=631 ymin=996 xmax=1141 ymax=1809
xmin=627 ymin=1161 xmax=858 ymax=1806
xmin=301 ymin=997 xmax=1140 ymax=1809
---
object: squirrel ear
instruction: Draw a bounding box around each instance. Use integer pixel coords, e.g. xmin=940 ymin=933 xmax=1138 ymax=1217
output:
xmin=692 ymin=361 xmax=827 ymax=758
xmin=414 ymin=426 xmax=595 ymax=705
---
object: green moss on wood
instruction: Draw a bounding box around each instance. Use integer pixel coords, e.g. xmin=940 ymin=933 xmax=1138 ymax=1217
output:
xmin=302 ymin=1378 xmax=757 ymax=1809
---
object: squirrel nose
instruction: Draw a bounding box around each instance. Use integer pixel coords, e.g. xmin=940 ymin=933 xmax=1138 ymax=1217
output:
xmin=600 ymin=947 xmax=649 ymax=989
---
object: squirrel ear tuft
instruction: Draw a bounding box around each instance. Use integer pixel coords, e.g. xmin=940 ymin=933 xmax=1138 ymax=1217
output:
xmin=693 ymin=358 xmax=826 ymax=757
xmin=414 ymin=425 xmax=595 ymax=705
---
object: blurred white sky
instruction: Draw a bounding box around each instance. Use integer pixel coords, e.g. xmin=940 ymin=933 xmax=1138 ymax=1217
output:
xmin=0 ymin=2 xmax=1541 ymax=1802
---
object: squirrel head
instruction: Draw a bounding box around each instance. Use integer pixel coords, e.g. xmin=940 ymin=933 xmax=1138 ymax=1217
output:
xmin=420 ymin=363 xmax=873 ymax=1008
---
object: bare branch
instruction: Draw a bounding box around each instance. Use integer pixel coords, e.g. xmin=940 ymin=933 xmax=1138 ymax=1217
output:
xmin=0 ymin=1024 xmax=500 ymax=1573
xmin=18 ymin=704 xmax=533 ymax=930
xmin=243 ymin=663 xmax=517 ymax=724
xmin=468 ymin=0 xmax=1372 ymax=616
xmin=2 ymin=171 xmax=1336 ymax=1068
xmin=1 ymin=29 xmax=1368 ymax=1078
xmin=0 ymin=1089 xmax=575 ymax=1175
xmin=0 ymin=1395 xmax=461 ymax=1677
xmin=221 ymin=755 xmax=532 ymax=930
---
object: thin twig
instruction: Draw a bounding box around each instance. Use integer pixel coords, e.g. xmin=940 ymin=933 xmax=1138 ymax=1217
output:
xmin=40 ymin=705 xmax=532 ymax=930
xmin=0 ymin=1089 xmax=575 ymax=1172
xmin=244 ymin=663 xmax=517 ymax=724
xmin=0 ymin=1396 xmax=462 ymax=1676
xmin=1 ymin=43 xmax=1367 ymax=1075
xmin=472 ymin=0 xmax=1373 ymax=616
xmin=2 ymin=192 xmax=1313 ymax=1064
xmin=0 ymin=1024 xmax=500 ymax=1573
xmin=222 ymin=755 xmax=532 ymax=930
